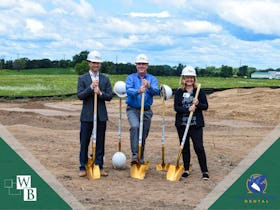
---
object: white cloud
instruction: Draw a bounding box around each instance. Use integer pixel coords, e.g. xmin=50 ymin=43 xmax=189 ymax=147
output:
xmin=103 ymin=17 xmax=137 ymax=33
xmin=182 ymin=20 xmax=222 ymax=34
xmin=130 ymin=11 xmax=170 ymax=18
xmin=0 ymin=21 xmax=7 ymax=33
xmin=74 ymin=0 xmax=95 ymax=19
xmin=1 ymin=0 xmax=279 ymax=68
xmin=25 ymin=19 xmax=44 ymax=34
xmin=193 ymin=0 xmax=280 ymax=35
xmin=15 ymin=1 xmax=47 ymax=16
xmin=149 ymin=0 xmax=188 ymax=8
xmin=0 ymin=0 xmax=18 ymax=9
xmin=156 ymin=35 xmax=173 ymax=45
xmin=51 ymin=0 xmax=95 ymax=19
xmin=118 ymin=35 xmax=139 ymax=47
xmin=77 ymin=39 xmax=104 ymax=51
xmin=218 ymin=1 xmax=280 ymax=35
xmin=51 ymin=8 xmax=68 ymax=15
xmin=103 ymin=17 xmax=160 ymax=34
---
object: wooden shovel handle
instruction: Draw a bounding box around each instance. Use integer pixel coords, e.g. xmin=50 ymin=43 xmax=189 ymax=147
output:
xmin=91 ymin=92 xmax=98 ymax=162
xmin=93 ymin=92 xmax=97 ymax=143
xmin=138 ymin=93 xmax=145 ymax=161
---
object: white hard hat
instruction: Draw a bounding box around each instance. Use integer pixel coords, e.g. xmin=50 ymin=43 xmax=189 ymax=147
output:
xmin=135 ymin=54 xmax=149 ymax=64
xmin=181 ymin=65 xmax=196 ymax=76
xmin=112 ymin=151 xmax=127 ymax=170
xmin=87 ymin=50 xmax=102 ymax=63
xmin=113 ymin=81 xmax=127 ymax=98
xmin=160 ymin=84 xmax=172 ymax=101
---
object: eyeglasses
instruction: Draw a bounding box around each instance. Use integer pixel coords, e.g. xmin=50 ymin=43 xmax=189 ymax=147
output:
xmin=136 ymin=63 xmax=147 ymax=66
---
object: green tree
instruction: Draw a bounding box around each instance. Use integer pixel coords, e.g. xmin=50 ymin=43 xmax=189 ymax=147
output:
xmin=220 ymin=65 xmax=233 ymax=77
xmin=248 ymin=67 xmax=257 ymax=77
xmin=197 ymin=66 xmax=215 ymax=77
xmin=72 ymin=51 xmax=89 ymax=67
xmin=237 ymin=65 xmax=248 ymax=77
xmin=75 ymin=60 xmax=88 ymax=75
xmin=100 ymin=61 xmax=115 ymax=74
xmin=175 ymin=63 xmax=184 ymax=76
xmin=0 ymin=59 xmax=4 ymax=70
xmin=13 ymin=58 xmax=28 ymax=70
xmin=40 ymin=59 xmax=52 ymax=68
xmin=58 ymin=59 xmax=72 ymax=68
xmin=116 ymin=63 xmax=135 ymax=74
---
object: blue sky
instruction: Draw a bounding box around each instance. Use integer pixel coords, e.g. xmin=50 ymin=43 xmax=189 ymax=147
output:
xmin=0 ymin=0 xmax=280 ymax=69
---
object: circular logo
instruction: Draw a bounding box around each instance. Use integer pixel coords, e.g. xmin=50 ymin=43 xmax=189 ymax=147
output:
xmin=246 ymin=174 xmax=267 ymax=194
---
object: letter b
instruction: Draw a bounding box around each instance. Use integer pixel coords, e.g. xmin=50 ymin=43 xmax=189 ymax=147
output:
xmin=23 ymin=188 xmax=37 ymax=201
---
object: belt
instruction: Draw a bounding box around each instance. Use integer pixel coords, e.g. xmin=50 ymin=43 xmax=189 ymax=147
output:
xmin=128 ymin=106 xmax=151 ymax=111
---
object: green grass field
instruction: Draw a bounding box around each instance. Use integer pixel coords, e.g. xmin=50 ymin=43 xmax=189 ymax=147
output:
xmin=0 ymin=68 xmax=279 ymax=97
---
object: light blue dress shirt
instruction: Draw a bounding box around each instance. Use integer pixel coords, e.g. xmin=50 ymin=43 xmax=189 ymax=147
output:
xmin=125 ymin=73 xmax=159 ymax=108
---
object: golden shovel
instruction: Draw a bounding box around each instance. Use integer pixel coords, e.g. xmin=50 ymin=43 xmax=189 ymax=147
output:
xmin=156 ymin=86 xmax=170 ymax=171
xmin=130 ymin=92 xmax=149 ymax=180
xmin=86 ymin=92 xmax=101 ymax=180
xmin=166 ymin=84 xmax=201 ymax=181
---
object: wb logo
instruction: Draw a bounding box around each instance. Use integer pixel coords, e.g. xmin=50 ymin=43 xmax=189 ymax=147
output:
xmin=4 ymin=175 xmax=37 ymax=201
xmin=16 ymin=175 xmax=37 ymax=201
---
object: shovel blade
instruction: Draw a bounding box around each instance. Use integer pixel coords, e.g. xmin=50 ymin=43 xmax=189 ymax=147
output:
xmin=130 ymin=163 xmax=148 ymax=180
xmin=143 ymin=161 xmax=150 ymax=170
xmin=156 ymin=163 xmax=170 ymax=171
xmin=166 ymin=164 xmax=184 ymax=181
xmin=86 ymin=158 xmax=101 ymax=180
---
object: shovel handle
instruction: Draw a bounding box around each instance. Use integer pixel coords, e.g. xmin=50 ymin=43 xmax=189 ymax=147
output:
xmin=161 ymin=93 xmax=166 ymax=118
xmin=118 ymin=98 xmax=122 ymax=151
xmin=91 ymin=92 xmax=98 ymax=163
xmin=93 ymin=92 xmax=97 ymax=143
xmin=139 ymin=92 xmax=145 ymax=145
xmin=161 ymin=145 xmax=165 ymax=165
xmin=161 ymin=93 xmax=166 ymax=163
xmin=161 ymin=96 xmax=166 ymax=145
xmin=138 ymin=92 xmax=145 ymax=161
xmin=176 ymin=147 xmax=183 ymax=167
xmin=118 ymin=141 xmax=121 ymax=152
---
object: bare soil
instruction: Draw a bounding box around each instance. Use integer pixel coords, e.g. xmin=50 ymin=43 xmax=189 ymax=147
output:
xmin=0 ymin=87 xmax=279 ymax=210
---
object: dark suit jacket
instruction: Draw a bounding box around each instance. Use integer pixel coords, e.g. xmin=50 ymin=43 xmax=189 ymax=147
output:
xmin=77 ymin=72 xmax=113 ymax=122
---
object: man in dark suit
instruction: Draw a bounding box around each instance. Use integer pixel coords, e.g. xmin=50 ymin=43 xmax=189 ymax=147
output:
xmin=77 ymin=50 xmax=113 ymax=177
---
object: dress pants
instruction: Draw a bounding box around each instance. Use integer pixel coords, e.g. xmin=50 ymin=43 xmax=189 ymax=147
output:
xmin=79 ymin=120 xmax=106 ymax=171
xmin=176 ymin=125 xmax=208 ymax=173
xmin=126 ymin=107 xmax=153 ymax=162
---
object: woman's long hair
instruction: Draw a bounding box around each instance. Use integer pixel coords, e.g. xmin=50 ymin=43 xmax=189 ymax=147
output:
xmin=179 ymin=76 xmax=198 ymax=90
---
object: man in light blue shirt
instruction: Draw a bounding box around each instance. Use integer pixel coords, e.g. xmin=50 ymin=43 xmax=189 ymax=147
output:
xmin=125 ymin=54 xmax=159 ymax=164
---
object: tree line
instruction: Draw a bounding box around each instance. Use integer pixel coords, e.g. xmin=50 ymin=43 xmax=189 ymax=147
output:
xmin=1 ymin=50 xmax=279 ymax=78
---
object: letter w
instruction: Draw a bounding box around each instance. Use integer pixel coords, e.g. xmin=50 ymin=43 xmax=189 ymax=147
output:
xmin=16 ymin=175 xmax=31 ymax=190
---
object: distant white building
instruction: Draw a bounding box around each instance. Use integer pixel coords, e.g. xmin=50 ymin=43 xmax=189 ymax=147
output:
xmin=251 ymin=71 xmax=280 ymax=79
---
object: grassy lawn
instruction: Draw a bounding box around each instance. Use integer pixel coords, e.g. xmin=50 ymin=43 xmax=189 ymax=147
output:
xmin=0 ymin=75 xmax=78 ymax=97
xmin=0 ymin=68 xmax=279 ymax=97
